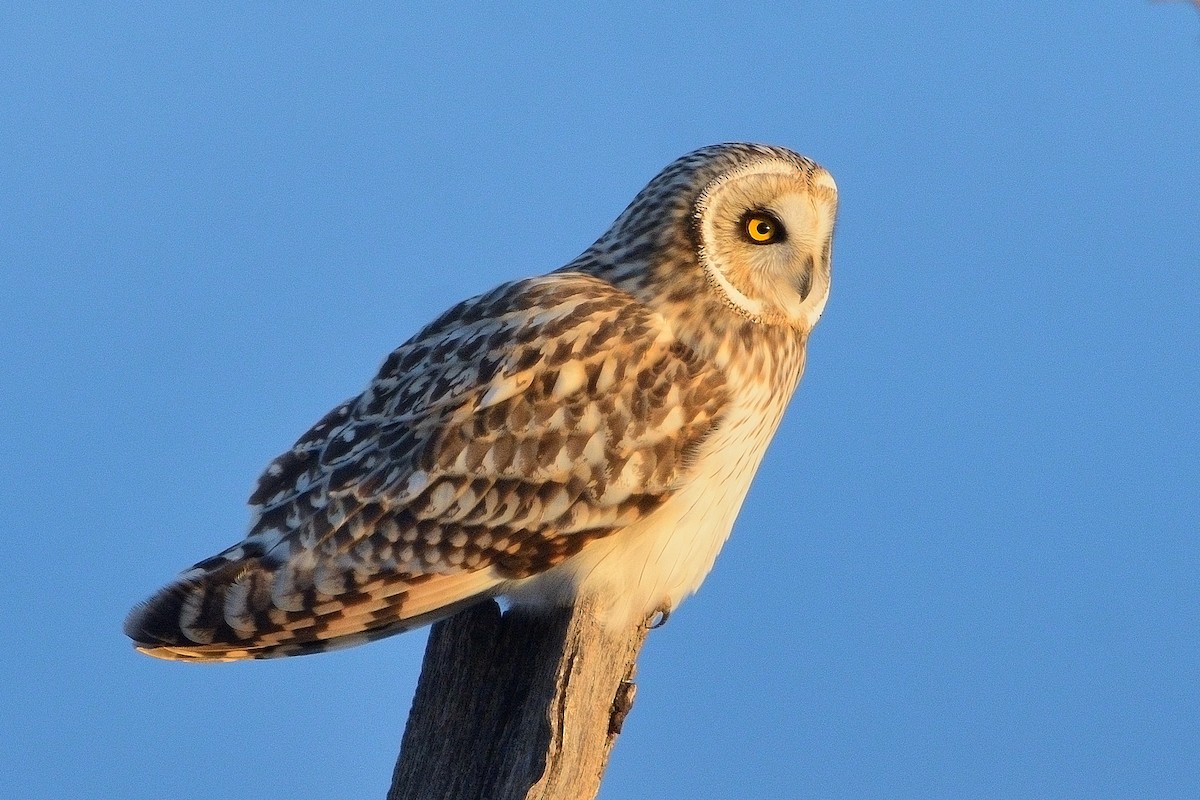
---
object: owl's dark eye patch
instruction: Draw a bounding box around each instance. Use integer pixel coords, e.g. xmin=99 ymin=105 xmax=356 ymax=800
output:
xmin=741 ymin=211 xmax=786 ymax=245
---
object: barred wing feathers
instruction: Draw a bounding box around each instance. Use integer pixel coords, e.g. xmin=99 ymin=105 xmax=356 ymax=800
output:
xmin=125 ymin=274 xmax=728 ymax=661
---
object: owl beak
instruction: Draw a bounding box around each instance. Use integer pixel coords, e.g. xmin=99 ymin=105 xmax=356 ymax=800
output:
xmin=796 ymin=254 xmax=816 ymax=301
xmin=794 ymin=235 xmax=832 ymax=331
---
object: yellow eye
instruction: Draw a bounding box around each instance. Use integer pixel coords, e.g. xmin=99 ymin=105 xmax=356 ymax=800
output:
xmin=742 ymin=212 xmax=784 ymax=244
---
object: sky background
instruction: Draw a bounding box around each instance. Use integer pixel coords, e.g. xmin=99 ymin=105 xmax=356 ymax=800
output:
xmin=2 ymin=3 xmax=1198 ymax=799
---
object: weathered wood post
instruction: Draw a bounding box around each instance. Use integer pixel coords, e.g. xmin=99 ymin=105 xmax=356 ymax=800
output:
xmin=387 ymin=595 xmax=649 ymax=800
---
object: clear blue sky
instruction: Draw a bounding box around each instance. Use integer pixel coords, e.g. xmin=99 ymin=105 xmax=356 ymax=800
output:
xmin=2 ymin=4 xmax=1197 ymax=799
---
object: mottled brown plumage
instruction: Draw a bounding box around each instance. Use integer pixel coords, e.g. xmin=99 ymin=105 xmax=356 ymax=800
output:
xmin=125 ymin=143 xmax=838 ymax=660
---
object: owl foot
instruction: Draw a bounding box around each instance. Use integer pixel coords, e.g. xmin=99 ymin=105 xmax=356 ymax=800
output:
xmin=645 ymin=603 xmax=672 ymax=629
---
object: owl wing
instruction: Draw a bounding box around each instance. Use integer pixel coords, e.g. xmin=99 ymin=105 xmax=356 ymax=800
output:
xmin=125 ymin=273 xmax=729 ymax=660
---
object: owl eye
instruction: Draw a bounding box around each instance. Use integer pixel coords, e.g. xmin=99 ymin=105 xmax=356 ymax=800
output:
xmin=742 ymin=211 xmax=785 ymax=244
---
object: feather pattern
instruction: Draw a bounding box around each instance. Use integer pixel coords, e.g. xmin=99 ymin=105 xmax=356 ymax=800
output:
xmin=126 ymin=274 xmax=727 ymax=660
xmin=125 ymin=142 xmax=837 ymax=661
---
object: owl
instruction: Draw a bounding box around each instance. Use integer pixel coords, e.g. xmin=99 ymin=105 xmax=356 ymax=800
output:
xmin=125 ymin=143 xmax=838 ymax=661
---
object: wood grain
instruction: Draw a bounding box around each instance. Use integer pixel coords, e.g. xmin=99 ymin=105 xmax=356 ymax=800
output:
xmin=388 ymin=597 xmax=649 ymax=800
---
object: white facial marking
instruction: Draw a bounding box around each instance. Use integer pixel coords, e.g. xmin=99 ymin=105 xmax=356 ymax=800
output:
xmin=694 ymin=158 xmax=837 ymax=328
xmin=811 ymin=168 xmax=837 ymax=194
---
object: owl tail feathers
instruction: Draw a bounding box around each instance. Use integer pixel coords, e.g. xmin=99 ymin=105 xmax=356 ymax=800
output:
xmin=124 ymin=555 xmax=504 ymax=662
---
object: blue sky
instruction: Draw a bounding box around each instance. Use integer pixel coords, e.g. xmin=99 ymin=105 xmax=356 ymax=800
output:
xmin=2 ymin=4 xmax=1197 ymax=798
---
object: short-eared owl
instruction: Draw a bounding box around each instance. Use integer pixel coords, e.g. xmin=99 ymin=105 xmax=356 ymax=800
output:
xmin=125 ymin=143 xmax=838 ymax=661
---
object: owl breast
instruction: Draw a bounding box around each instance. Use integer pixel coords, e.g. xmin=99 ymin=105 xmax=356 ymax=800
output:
xmin=504 ymin=346 xmax=803 ymax=628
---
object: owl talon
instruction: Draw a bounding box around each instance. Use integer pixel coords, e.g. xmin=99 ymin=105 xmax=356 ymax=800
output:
xmin=646 ymin=605 xmax=672 ymax=629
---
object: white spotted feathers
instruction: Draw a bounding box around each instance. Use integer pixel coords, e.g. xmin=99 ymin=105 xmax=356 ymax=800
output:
xmin=125 ymin=143 xmax=838 ymax=660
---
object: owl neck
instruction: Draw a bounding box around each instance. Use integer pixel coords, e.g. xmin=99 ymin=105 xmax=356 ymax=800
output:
xmin=561 ymin=250 xmax=809 ymax=389
xmin=665 ymin=289 xmax=809 ymax=391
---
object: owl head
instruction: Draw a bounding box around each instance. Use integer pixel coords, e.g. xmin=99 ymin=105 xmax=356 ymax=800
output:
xmin=586 ymin=143 xmax=837 ymax=333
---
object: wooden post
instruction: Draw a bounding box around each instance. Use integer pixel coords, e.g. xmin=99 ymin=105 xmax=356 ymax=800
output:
xmin=387 ymin=596 xmax=649 ymax=800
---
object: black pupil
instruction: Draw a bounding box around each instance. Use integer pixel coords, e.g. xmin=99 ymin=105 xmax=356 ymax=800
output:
xmin=755 ymin=219 xmax=772 ymax=236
